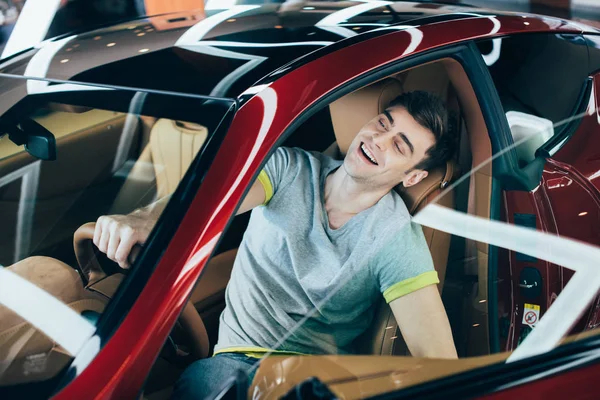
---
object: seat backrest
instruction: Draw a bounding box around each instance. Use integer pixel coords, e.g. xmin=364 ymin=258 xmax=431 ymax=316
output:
xmin=328 ymin=71 xmax=458 ymax=356
xmin=109 ymin=118 xmax=208 ymax=214
xmin=149 ymin=119 xmax=208 ymax=199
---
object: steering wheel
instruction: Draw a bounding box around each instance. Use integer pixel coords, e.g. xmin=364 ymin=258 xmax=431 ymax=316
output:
xmin=73 ymin=222 xmax=209 ymax=359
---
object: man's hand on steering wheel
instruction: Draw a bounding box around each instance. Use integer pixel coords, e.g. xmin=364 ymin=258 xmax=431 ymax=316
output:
xmin=76 ymin=197 xmax=209 ymax=359
xmin=93 ymin=213 xmax=153 ymax=269
xmin=93 ymin=196 xmax=171 ymax=269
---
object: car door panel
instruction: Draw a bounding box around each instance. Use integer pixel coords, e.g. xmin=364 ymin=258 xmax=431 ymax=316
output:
xmin=546 ymin=71 xmax=600 ymax=333
xmin=476 ymin=32 xmax=600 ymax=351
xmin=498 ymin=69 xmax=600 ymax=350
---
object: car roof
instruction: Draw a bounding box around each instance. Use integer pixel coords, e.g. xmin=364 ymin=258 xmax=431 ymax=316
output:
xmin=0 ymin=1 xmax=593 ymax=99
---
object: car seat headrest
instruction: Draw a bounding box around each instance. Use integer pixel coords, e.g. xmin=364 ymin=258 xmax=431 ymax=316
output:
xmin=395 ymin=160 xmax=457 ymax=215
xmin=174 ymin=120 xmax=207 ymax=131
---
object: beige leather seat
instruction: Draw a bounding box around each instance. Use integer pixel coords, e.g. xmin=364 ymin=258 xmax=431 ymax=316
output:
xmin=109 ymin=118 xmax=208 ymax=214
xmin=330 ymin=60 xmax=495 ymax=357
xmin=328 ymin=76 xmax=459 ymax=356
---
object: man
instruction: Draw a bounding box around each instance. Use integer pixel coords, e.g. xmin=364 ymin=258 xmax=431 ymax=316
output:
xmin=93 ymin=91 xmax=458 ymax=399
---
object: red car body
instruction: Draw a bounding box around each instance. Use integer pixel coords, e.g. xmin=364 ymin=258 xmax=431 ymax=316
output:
xmin=0 ymin=1 xmax=599 ymax=399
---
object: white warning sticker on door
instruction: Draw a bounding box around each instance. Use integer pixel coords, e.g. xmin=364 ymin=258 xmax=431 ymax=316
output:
xmin=522 ymin=303 xmax=541 ymax=327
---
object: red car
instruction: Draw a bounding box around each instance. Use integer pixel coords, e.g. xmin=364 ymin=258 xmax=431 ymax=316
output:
xmin=1 ymin=1 xmax=600 ymax=399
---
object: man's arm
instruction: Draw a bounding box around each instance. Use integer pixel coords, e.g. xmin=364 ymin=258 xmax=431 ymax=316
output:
xmin=389 ymin=285 xmax=458 ymax=359
xmin=235 ymin=177 xmax=267 ymax=215
xmin=94 ymin=179 xmax=267 ymax=268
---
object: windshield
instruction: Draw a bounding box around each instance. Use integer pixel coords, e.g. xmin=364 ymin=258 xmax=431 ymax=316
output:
xmin=0 ymin=77 xmax=234 ymax=392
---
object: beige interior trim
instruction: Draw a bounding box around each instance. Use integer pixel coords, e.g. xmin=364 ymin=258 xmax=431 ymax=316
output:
xmin=251 ymin=328 xmax=600 ymax=399
xmin=189 ymin=249 xmax=236 ymax=310
xmin=251 ymin=351 xmax=509 ymax=399
xmin=440 ymin=58 xmax=493 ymax=356
xmin=180 ymin=302 xmax=209 ymax=359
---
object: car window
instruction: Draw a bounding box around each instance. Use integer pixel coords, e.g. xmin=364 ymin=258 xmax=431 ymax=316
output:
xmin=0 ymin=78 xmax=234 ymax=391
xmin=232 ymin=109 xmax=600 ymax=399
xmin=476 ymin=33 xmax=589 ymax=165
xmin=188 ymin=64 xmax=600 ymax=399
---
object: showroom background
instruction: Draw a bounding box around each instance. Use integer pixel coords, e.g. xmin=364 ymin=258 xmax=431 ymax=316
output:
xmin=0 ymin=0 xmax=597 ymax=58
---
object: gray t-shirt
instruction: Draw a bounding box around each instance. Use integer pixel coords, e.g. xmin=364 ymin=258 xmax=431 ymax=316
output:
xmin=214 ymin=147 xmax=437 ymax=355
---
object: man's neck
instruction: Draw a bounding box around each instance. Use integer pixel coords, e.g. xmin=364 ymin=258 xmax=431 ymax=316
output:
xmin=324 ymin=166 xmax=391 ymax=218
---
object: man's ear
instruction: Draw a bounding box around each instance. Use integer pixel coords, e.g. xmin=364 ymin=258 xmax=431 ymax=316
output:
xmin=403 ymin=170 xmax=428 ymax=188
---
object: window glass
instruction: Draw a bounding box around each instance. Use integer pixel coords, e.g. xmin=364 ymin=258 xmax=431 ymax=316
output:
xmin=476 ymin=33 xmax=589 ymax=165
xmin=0 ymin=79 xmax=234 ymax=390
xmin=175 ymin=58 xmax=600 ymax=400
xmin=241 ymin=109 xmax=599 ymax=399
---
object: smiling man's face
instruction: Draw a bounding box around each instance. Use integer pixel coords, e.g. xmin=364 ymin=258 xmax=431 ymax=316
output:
xmin=343 ymin=105 xmax=436 ymax=190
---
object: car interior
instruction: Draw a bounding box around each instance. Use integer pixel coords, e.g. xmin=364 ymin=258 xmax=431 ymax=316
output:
xmin=0 ymin=103 xmax=211 ymax=385
xmin=0 ymin=56 xmax=506 ymax=398
xmin=152 ymin=57 xmax=506 ymax=398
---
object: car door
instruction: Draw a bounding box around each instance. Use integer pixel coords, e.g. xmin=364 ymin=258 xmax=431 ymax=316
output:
xmin=475 ymin=32 xmax=599 ymax=351
xmin=547 ymin=34 xmax=600 ymax=332
xmin=221 ymin=31 xmax=600 ymax=400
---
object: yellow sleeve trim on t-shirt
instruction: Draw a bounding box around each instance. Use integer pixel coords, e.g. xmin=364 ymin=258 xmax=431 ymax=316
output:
xmin=214 ymin=346 xmax=304 ymax=359
xmin=257 ymin=170 xmax=274 ymax=205
xmin=383 ymin=271 xmax=440 ymax=304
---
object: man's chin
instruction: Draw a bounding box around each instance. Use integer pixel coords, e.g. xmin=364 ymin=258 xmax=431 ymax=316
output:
xmin=342 ymin=163 xmax=372 ymax=183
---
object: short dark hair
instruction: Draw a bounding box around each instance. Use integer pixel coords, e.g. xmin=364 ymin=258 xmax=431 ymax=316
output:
xmin=388 ymin=91 xmax=456 ymax=172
